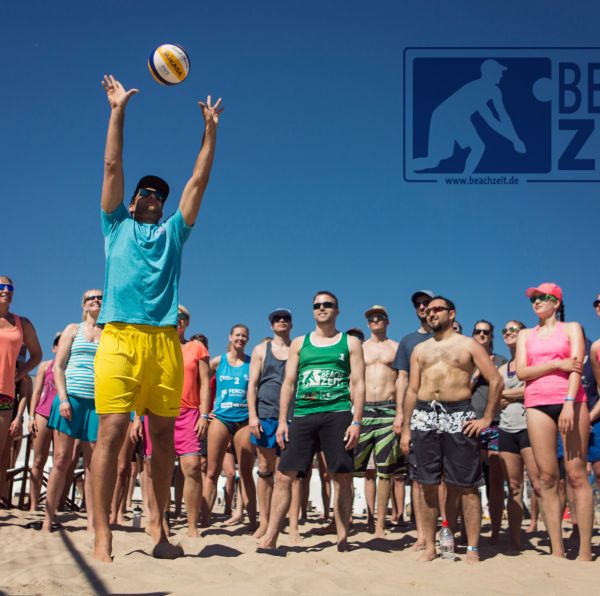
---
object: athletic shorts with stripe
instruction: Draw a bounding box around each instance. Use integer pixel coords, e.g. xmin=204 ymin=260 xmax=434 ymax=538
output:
xmin=94 ymin=323 xmax=183 ymax=417
xmin=354 ymin=400 xmax=406 ymax=479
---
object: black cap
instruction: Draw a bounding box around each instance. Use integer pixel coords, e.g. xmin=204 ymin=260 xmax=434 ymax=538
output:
xmin=134 ymin=175 xmax=170 ymax=201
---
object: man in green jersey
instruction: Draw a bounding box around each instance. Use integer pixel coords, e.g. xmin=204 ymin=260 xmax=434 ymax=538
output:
xmin=258 ymin=291 xmax=365 ymax=551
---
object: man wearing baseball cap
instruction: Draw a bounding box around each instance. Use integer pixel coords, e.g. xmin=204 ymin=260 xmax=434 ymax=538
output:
xmin=392 ymin=290 xmax=434 ymax=547
xmin=91 ymin=74 xmax=223 ymax=562
xmin=247 ymin=309 xmax=293 ymax=540
xmin=354 ymin=305 xmax=405 ymax=537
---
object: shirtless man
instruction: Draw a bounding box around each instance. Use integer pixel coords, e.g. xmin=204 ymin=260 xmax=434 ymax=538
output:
xmin=354 ymin=305 xmax=404 ymax=537
xmin=400 ymin=296 xmax=502 ymax=563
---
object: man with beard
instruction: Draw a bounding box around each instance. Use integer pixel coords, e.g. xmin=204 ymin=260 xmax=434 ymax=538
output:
xmin=400 ymin=296 xmax=502 ymax=563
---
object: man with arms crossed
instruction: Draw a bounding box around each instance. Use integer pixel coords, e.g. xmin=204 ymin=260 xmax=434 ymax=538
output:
xmin=92 ymin=75 xmax=222 ymax=562
xmin=248 ymin=308 xmax=293 ymax=539
xmin=258 ymin=291 xmax=365 ymax=551
xmin=400 ymin=296 xmax=502 ymax=563
xmin=354 ymin=305 xmax=404 ymax=537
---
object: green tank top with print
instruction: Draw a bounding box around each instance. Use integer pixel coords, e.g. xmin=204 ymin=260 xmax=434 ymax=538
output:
xmin=294 ymin=332 xmax=351 ymax=416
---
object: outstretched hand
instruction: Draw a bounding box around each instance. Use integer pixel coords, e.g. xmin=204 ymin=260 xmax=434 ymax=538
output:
xmin=198 ymin=96 xmax=223 ymax=127
xmin=101 ymin=74 xmax=139 ymax=110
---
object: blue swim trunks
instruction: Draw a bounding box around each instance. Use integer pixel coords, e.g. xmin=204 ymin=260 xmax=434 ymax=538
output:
xmin=250 ymin=417 xmax=280 ymax=453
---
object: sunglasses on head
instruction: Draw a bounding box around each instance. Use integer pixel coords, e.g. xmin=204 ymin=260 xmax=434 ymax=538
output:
xmin=0 ymin=283 xmax=14 ymax=293
xmin=474 ymin=328 xmax=491 ymax=336
xmin=138 ymin=188 xmax=166 ymax=203
xmin=313 ymin=301 xmax=337 ymax=310
xmin=84 ymin=294 xmax=103 ymax=303
xmin=424 ymin=305 xmax=449 ymax=316
xmin=594 ymin=300 xmax=600 ymax=308
xmin=502 ymin=325 xmax=521 ymax=335
xmin=367 ymin=314 xmax=388 ymax=323
xmin=272 ymin=315 xmax=291 ymax=322
xmin=529 ymin=294 xmax=557 ymax=304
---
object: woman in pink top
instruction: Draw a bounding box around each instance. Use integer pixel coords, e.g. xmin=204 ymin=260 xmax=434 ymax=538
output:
xmin=27 ymin=333 xmax=61 ymax=511
xmin=0 ymin=275 xmax=42 ymax=502
xmin=515 ymin=282 xmax=592 ymax=561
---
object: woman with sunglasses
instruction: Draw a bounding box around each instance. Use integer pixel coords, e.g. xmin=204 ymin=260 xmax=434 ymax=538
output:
xmin=497 ymin=320 xmax=541 ymax=549
xmin=516 ymin=283 xmax=592 ymax=560
xmin=201 ymin=324 xmax=257 ymax=529
xmin=470 ymin=320 xmax=507 ymax=543
xmin=0 ymin=276 xmax=42 ymax=504
xmin=41 ymin=290 xmax=103 ymax=533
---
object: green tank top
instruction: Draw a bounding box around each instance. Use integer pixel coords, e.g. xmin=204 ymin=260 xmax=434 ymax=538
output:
xmin=294 ymin=332 xmax=351 ymax=416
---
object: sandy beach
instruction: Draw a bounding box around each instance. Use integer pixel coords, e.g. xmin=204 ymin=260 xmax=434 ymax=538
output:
xmin=1 ymin=507 xmax=598 ymax=596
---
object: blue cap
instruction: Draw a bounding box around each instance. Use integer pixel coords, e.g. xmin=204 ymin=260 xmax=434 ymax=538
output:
xmin=268 ymin=308 xmax=292 ymax=323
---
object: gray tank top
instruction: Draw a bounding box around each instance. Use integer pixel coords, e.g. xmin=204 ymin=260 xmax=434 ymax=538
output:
xmin=257 ymin=342 xmax=286 ymax=419
xmin=499 ymin=360 xmax=527 ymax=432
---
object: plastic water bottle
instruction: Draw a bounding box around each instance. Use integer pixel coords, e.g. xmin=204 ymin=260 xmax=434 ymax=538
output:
xmin=439 ymin=520 xmax=455 ymax=560
xmin=132 ymin=506 xmax=142 ymax=528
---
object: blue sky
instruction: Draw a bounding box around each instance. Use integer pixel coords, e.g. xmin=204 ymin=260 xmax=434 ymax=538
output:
xmin=4 ymin=0 xmax=600 ymax=360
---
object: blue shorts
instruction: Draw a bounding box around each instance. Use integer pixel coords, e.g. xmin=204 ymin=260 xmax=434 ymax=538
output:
xmin=48 ymin=394 xmax=98 ymax=442
xmin=250 ymin=417 xmax=280 ymax=452
xmin=588 ymin=419 xmax=600 ymax=463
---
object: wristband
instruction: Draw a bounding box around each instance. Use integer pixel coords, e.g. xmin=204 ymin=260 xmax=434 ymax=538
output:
xmin=564 ymin=396 xmax=575 ymax=403
xmin=351 ymin=421 xmax=361 ymax=427
xmin=18 ymin=415 xmax=24 ymax=422
xmin=200 ymin=413 xmax=209 ymax=420
xmin=59 ymin=399 xmax=70 ymax=405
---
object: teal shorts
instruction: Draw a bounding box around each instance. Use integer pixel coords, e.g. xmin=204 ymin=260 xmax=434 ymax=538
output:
xmin=47 ymin=394 xmax=99 ymax=442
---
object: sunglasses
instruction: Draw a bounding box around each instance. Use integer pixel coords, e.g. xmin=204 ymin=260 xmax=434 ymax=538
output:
xmin=367 ymin=314 xmax=388 ymax=323
xmin=594 ymin=300 xmax=600 ymax=308
xmin=84 ymin=294 xmax=103 ymax=303
xmin=474 ymin=328 xmax=491 ymax=336
xmin=272 ymin=315 xmax=291 ymax=322
xmin=313 ymin=301 xmax=337 ymax=310
xmin=0 ymin=283 xmax=14 ymax=293
xmin=424 ymin=306 xmax=449 ymax=316
xmin=413 ymin=300 xmax=431 ymax=309
xmin=529 ymin=294 xmax=558 ymax=304
xmin=502 ymin=325 xmax=521 ymax=335
xmin=138 ymin=188 xmax=166 ymax=203
xmin=178 ymin=314 xmax=189 ymax=322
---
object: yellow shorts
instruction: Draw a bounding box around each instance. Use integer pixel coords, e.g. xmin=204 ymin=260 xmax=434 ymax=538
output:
xmin=94 ymin=323 xmax=183 ymax=417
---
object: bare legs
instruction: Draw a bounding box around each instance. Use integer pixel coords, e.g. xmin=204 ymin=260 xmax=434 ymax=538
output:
xmin=254 ymin=446 xmax=277 ymax=538
xmin=179 ymin=454 xmax=203 ymax=536
xmin=486 ymin=451 xmax=504 ymax=543
xmin=375 ymin=477 xmax=392 ymax=538
xmin=364 ymin=470 xmax=376 ymax=532
xmin=28 ymin=414 xmax=53 ymax=511
xmin=109 ymin=425 xmax=135 ymax=525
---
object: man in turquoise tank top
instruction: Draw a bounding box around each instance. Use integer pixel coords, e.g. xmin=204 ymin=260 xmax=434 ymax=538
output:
xmin=258 ymin=291 xmax=365 ymax=552
xmin=91 ymin=74 xmax=222 ymax=563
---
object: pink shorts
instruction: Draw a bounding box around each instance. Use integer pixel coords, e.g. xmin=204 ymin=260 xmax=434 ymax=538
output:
xmin=143 ymin=408 xmax=201 ymax=458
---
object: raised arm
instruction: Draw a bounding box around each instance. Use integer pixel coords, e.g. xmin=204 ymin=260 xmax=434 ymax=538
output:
xmin=100 ymin=75 xmax=139 ymax=214
xmin=247 ymin=343 xmax=266 ymax=438
xmin=179 ymin=96 xmax=223 ymax=226
xmin=276 ymin=337 xmax=301 ymax=449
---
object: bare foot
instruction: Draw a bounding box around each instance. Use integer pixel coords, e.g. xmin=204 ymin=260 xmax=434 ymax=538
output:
xmin=466 ymin=549 xmax=480 ymax=565
xmin=288 ymin=530 xmax=303 ymax=544
xmin=410 ymin=540 xmax=426 ymax=551
xmin=374 ymin=527 xmax=387 ymax=539
xmin=152 ymin=541 xmax=184 ymax=559
xmin=337 ymin=538 xmax=349 ymax=552
xmin=93 ymin=532 xmax=113 ymax=563
xmin=187 ymin=526 xmax=200 ymax=538
xmin=224 ymin=512 xmax=243 ymax=526
xmin=257 ymin=535 xmax=278 ymax=550
xmin=418 ymin=550 xmax=437 ymax=562
xmin=253 ymin=525 xmax=267 ymax=539
xmin=525 ymin=523 xmax=537 ymax=533
xmin=576 ymin=551 xmax=593 ymax=562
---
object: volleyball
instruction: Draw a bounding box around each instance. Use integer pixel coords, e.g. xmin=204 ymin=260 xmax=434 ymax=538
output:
xmin=148 ymin=44 xmax=190 ymax=86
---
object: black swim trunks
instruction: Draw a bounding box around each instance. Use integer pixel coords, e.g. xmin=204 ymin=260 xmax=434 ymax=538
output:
xmin=410 ymin=399 xmax=483 ymax=488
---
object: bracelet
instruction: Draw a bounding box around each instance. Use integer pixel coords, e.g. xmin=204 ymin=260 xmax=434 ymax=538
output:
xmin=59 ymin=399 xmax=69 ymax=405
xmin=466 ymin=545 xmax=479 ymax=552
xmin=351 ymin=421 xmax=361 ymax=427
xmin=200 ymin=413 xmax=209 ymax=420
xmin=564 ymin=396 xmax=575 ymax=403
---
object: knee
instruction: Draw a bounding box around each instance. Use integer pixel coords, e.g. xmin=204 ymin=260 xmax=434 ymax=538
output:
xmin=32 ymin=455 xmax=46 ymax=471
xmin=116 ymin=461 xmax=131 ymax=479
xmin=52 ymin=452 xmax=72 ymax=472
xmin=320 ymin=471 xmax=331 ymax=484
xmin=182 ymin=462 xmax=203 ymax=481
xmin=566 ymin=470 xmax=589 ymax=490
xmin=507 ymin=479 xmax=523 ymax=498
xmin=539 ymin=472 xmax=559 ymax=491
xmin=275 ymin=471 xmax=293 ymax=487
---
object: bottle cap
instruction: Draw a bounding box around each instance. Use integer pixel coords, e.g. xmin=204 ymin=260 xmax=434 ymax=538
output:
xmin=442 ymin=520 xmax=449 ymax=527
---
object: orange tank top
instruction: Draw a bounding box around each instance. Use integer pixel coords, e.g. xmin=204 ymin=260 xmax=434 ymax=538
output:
xmin=0 ymin=314 xmax=23 ymax=398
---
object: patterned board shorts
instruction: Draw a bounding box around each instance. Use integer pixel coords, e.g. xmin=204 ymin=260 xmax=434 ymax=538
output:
xmin=410 ymin=399 xmax=483 ymax=488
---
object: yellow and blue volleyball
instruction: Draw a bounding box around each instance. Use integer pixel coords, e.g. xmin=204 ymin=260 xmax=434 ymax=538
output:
xmin=148 ymin=44 xmax=190 ymax=86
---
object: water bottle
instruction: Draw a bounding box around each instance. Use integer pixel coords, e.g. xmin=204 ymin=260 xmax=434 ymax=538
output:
xmin=439 ymin=520 xmax=455 ymax=560
xmin=132 ymin=506 xmax=142 ymax=528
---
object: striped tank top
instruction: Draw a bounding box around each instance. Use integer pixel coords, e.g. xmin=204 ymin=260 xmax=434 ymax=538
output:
xmin=65 ymin=323 xmax=99 ymax=399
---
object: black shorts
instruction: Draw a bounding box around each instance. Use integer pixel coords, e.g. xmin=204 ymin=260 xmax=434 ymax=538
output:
xmin=410 ymin=399 xmax=483 ymax=488
xmin=279 ymin=410 xmax=354 ymax=478
xmin=498 ymin=428 xmax=531 ymax=454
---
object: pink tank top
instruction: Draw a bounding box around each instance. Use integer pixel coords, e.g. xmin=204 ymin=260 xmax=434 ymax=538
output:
xmin=0 ymin=314 xmax=23 ymax=398
xmin=524 ymin=322 xmax=586 ymax=407
xmin=35 ymin=360 xmax=56 ymax=418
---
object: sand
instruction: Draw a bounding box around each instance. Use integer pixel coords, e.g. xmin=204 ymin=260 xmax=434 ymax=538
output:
xmin=1 ymin=509 xmax=598 ymax=596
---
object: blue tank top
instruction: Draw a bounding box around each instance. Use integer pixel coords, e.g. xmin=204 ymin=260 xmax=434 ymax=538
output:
xmin=213 ymin=353 xmax=251 ymax=422
xmin=65 ymin=323 xmax=99 ymax=399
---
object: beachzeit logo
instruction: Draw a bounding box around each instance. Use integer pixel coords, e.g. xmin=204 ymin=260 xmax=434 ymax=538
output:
xmin=403 ymin=48 xmax=600 ymax=185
